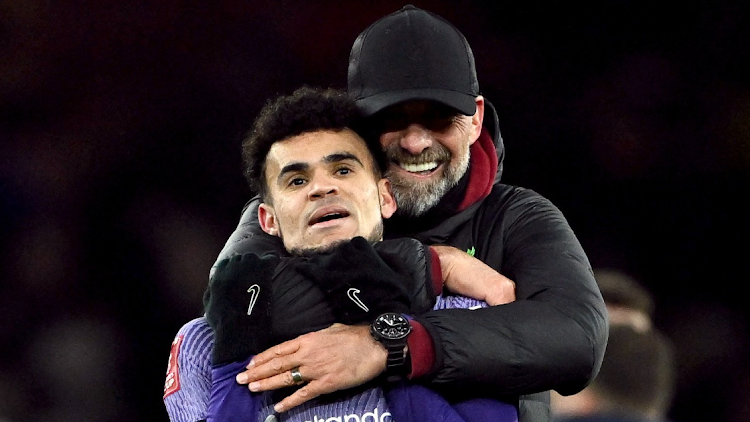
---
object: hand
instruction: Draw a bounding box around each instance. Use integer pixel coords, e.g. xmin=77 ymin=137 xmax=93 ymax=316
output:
xmin=431 ymin=245 xmax=516 ymax=306
xmin=235 ymin=323 xmax=387 ymax=413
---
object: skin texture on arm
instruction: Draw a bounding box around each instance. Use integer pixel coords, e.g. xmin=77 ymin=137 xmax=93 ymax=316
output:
xmin=431 ymin=244 xmax=515 ymax=306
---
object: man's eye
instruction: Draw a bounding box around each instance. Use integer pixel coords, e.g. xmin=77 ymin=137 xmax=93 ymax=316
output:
xmin=423 ymin=111 xmax=457 ymax=130
xmin=337 ymin=168 xmax=351 ymax=175
xmin=423 ymin=117 xmax=453 ymax=130
xmin=375 ymin=114 xmax=409 ymax=132
xmin=289 ymin=178 xmax=306 ymax=186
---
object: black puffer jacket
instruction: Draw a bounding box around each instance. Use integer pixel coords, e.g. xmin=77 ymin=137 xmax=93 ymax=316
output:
xmin=210 ymin=101 xmax=608 ymax=422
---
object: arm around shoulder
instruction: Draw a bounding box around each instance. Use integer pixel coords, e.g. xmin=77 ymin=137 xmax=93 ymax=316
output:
xmin=412 ymin=189 xmax=608 ymax=396
xmin=209 ymin=198 xmax=285 ymax=279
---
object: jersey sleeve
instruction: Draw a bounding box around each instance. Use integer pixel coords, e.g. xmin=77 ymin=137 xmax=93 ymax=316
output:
xmin=164 ymin=317 xmax=214 ymax=422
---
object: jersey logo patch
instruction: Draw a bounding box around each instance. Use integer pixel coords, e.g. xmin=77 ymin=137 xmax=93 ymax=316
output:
xmin=163 ymin=335 xmax=183 ymax=399
xmin=347 ymin=288 xmax=369 ymax=312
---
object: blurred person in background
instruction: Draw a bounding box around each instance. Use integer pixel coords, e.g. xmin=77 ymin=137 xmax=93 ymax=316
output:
xmin=551 ymin=269 xmax=677 ymax=422
xmin=592 ymin=269 xmax=656 ymax=331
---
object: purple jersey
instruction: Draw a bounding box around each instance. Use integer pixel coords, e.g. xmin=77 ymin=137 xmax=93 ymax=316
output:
xmin=164 ymin=317 xmax=214 ymax=422
xmin=164 ymin=295 xmax=507 ymax=422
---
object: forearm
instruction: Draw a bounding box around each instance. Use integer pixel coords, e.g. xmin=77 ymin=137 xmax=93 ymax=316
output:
xmin=408 ymin=192 xmax=608 ymax=395
xmin=430 ymin=245 xmax=515 ymax=306
xmin=418 ymin=293 xmax=607 ymax=395
xmin=415 ymin=251 xmax=606 ymax=395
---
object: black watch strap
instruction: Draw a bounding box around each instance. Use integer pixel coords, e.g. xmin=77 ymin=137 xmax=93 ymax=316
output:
xmin=384 ymin=340 xmax=409 ymax=381
xmin=385 ymin=339 xmax=408 ymax=368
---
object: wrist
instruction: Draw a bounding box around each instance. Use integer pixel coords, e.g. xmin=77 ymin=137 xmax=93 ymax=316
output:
xmin=370 ymin=313 xmax=411 ymax=382
xmin=404 ymin=319 xmax=436 ymax=379
xmin=427 ymin=246 xmax=444 ymax=295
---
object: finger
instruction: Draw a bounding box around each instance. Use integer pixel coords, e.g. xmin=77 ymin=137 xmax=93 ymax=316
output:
xmin=237 ymin=355 xmax=297 ymax=384
xmin=249 ymin=340 xmax=302 ymax=368
xmin=273 ymin=382 xmax=323 ymax=413
xmin=244 ymin=367 xmax=313 ymax=392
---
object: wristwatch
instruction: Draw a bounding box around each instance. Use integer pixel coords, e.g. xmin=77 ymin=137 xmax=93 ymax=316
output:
xmin=370 ymin=312 xmax=412 ymax=380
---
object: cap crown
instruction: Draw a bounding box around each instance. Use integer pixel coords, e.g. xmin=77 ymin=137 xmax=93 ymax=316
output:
xmin=348 ymin=5 xmax=479 ymax=116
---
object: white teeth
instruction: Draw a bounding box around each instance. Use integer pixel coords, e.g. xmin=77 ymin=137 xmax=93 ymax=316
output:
xmin=399 ymin=162 xmax=438 ymax=173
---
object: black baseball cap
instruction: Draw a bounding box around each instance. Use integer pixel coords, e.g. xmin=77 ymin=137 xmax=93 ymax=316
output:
xmin=348 ymin=5 xmax=479 ymax=117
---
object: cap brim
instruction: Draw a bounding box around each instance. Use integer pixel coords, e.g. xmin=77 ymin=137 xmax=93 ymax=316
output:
xmin=355 ymin=89 xmax=477 ymax=117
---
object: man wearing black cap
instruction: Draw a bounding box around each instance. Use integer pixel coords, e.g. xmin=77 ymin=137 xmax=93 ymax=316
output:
xmin=216 ymin=5 xmax=608 ymax=422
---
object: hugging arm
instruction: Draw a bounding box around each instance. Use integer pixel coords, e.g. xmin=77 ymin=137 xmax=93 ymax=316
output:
xmin=205 ymin=230 xmax=451 ymax=413
xmin=415 ymin=189 xmax=608 ymax=396
xmin=216 ymin=205 xmax=519 ymax=412
xmin=231 ymin=190 xmax=607 ymax=413
xmin=205 ymin=236 xmax=441 ymax=365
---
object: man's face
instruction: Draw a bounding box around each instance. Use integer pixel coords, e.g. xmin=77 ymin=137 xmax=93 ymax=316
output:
xmin=258 ymin=129 xmax=396 ymax=255
xmin=373 ymin=97 xmax=484 ymax=217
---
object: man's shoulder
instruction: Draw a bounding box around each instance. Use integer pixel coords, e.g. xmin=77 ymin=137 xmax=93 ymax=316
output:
xmin=470 ymin=183 xmax=568 ymax=242
xmin=176 ymin=316 xmax=211 ymax=335
xmin=488 ymin=182 xmax=548 ymax=201
xmin=166 ymin=316 xmax=214 ymax=392
xmin=481 ymin=183 xmax=559 ymax=214
xmin=164 ymin=316 xmax=214 ymax=421
xmin=174 ymin=317 xmax=214 ymax=354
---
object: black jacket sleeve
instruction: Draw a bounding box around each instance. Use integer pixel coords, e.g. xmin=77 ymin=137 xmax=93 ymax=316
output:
xmin=209 ymin=197 xmax=285 ymax=279
xmin=415 ymin=187 xmax=608 ymax=397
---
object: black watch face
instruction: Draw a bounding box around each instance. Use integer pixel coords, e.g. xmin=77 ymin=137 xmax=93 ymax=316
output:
xmin=373 ymin=313 xmax=411 ymax=340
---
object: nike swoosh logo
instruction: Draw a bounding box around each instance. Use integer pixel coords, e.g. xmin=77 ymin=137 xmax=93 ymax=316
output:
xmin=247 ymin=284 xmax=261 ymax=315
xmin=347 ymin=288 xmax=369 ymax=312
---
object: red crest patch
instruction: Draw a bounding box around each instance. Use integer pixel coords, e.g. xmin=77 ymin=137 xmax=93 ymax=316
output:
xmin=163 ymin=335 xmax=183 ymax=398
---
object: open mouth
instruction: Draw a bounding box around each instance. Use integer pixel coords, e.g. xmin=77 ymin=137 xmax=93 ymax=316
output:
xmin=309 ymin=209 xmax=351 ymax=225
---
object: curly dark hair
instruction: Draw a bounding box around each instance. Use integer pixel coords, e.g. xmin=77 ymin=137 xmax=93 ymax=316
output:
xmin=242 ymin=86 xmax=386 ymax=200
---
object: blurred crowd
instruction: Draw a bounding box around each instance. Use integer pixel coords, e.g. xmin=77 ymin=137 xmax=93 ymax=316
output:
xmin=1 ymin=1 xmax=749 ymax=421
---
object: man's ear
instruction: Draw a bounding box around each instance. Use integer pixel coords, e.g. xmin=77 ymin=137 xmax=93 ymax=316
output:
xmin=258 ymin=203 xmax=280 ymax=236
xmin=377 ymin=178 xmax=397 ymax=219
xmin=469 ymin=95 xmax=485 ymax=145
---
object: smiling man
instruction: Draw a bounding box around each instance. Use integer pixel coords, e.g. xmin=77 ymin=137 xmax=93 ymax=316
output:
xmin=374 ymin=100 xmax=478 ymax=217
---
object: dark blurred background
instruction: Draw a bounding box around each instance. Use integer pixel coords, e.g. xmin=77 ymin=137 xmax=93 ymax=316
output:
xmin=1 ymin=1 xmax=748 ymax=421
